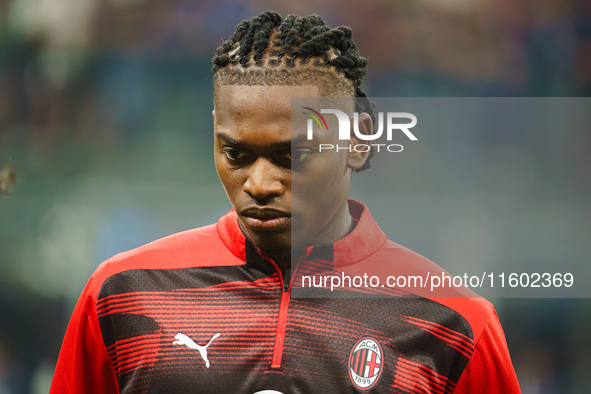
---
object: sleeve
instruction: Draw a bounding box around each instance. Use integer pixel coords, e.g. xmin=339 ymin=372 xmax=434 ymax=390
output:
xmin=50 ymin=276 xmax=119 ymax=393
xmin=452 ymin=309 xmax=521 ymax=394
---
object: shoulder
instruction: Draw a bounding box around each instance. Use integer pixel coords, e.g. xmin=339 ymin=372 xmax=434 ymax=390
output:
xmin=88 ymin=222 xmax=243 ymax=295
xmin=369 ymin=238 xmax=498 ymax=341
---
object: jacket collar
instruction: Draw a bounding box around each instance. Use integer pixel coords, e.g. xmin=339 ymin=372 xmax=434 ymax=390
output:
xmin=216 ymin=199 xmax=387 ymax=267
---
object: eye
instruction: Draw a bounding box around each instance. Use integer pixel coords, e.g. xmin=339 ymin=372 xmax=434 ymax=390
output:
xmin=222 ymin=149 xmax=250 ymax=161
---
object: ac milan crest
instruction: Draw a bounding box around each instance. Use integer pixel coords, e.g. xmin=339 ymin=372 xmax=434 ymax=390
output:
xmin=348 ymin=337 xmax=383 ymax=390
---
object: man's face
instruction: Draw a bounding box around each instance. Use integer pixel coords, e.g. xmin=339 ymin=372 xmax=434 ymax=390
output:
xmin=213 ymin=84 xmax=360 ymax=255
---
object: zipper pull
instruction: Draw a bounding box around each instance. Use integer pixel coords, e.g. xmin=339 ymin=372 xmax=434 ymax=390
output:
xmin=283 ymin=269 xmax=291 ymax=292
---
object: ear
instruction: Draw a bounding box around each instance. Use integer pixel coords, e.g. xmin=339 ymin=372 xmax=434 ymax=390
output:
xmin=347 ymin=112 xmax=373 ymax=170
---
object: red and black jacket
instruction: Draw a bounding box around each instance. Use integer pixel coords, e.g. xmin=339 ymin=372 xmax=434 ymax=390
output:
xmin=50 ymin=200 xmax=521 ymax=393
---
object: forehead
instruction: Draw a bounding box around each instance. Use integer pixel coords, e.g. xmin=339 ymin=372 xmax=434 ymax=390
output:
xmin=214 ymin=85 xmax=321 ymax=118
xmin=214 ymin=85 xmax=322 ymax=144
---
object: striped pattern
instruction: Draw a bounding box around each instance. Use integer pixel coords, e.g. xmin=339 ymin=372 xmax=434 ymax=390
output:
xmin=402 ymin=315 xmax=474 ymax=359
xmin=392 ymin=357 xmax=457 ymax=394
xmin=96 ymin=266 xmax=474 ymax=393
xmin=98 ymin=276 xmax=280 ymax=380
xmin=351 ymin=348 xmax=381 ymax=378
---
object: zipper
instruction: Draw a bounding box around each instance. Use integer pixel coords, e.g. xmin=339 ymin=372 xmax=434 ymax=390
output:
xmin=271 ymin=267 xmax=291 ymax=369
xmin=260 ymin=249 xmax=310 ymax=370
xmin=283 ymin=269 xmax=292 ymax=292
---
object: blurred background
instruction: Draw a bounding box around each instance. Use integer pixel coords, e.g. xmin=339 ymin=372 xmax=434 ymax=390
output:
xmin=1 ymin=0 xmax=590 ymax=392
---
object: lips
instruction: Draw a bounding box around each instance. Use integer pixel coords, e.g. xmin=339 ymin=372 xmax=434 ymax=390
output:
xmin=240 ymin=208 xmax=291 ymax=231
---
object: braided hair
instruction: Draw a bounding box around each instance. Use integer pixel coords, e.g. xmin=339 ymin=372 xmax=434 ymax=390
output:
xmin=212 ymin=11 xmax=375 ymax=172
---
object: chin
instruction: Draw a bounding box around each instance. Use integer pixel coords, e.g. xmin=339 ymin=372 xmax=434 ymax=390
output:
xmin=249 ymin=232 xmax=291 ymax=255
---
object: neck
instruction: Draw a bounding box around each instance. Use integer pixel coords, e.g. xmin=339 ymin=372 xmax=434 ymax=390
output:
xmin=264 ymin=248 xmax=293 ymax=275
xmin=311 ymin=200 xmax=354 ymax=245
xmin=265 ymin=202 xmax=355 ymax=274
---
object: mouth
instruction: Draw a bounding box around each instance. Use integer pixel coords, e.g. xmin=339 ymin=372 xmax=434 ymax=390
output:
xmin=240 ymin=208 xmax=291 ymax=231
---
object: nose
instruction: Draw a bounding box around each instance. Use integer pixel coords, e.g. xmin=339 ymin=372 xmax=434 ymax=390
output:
xmin=243 ymin=157 xmax=284 ymax=199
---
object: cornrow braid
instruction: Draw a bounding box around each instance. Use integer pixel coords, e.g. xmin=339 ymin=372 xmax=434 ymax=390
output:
xmin=212 ymin=11 xmax=375 ymax=172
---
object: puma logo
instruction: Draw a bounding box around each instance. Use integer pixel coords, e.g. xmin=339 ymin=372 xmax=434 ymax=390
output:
xmin=172 ymin=332 xmax=220 ymax=368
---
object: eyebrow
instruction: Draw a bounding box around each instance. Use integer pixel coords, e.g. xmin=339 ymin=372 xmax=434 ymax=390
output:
xmin=215 ymin=132 xmax=311 ymax=147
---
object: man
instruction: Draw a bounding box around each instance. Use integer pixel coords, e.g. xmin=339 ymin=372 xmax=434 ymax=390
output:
xmin=50 ymin=12 xmax=520 ymax=393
